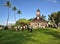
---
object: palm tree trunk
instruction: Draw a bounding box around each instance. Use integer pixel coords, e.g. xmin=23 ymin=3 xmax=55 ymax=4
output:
xmin=14 ymin=11 xmax=16 ymax=23
xmin=52 ymin=17 xmax=57 ymax=28
xmin=19 ymin=14 xmax=20 ymax=20
xmin=14 ymin=11 xmax=18 ymax=31
xmin=6 ymin=7 xmax=10 ymax=26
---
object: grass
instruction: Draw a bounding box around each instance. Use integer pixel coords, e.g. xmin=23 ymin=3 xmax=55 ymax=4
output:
xmin=0 ymin=28 xmax=60 ymax=44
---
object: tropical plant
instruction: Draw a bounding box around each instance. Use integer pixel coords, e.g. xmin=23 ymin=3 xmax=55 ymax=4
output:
xmin=41 ymin=14 xmax=46 ymax=20
xmin=29 ymin=18 xmax=34 ymax=21
xmin=48 ymin=11 xmax=60 ymax=28
xmin=16 ymin=19 xmax=30 ymax=26
xmin=17 ymin=10 xmax=21 ymax=19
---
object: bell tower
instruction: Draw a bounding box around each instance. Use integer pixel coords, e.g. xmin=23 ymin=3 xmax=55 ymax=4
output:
xmin=36 ymin=9 xmax=40 ymax=17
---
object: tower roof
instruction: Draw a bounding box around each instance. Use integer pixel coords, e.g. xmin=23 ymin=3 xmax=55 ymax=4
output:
xmin=37 ymin=9 xmax=40 ymax=12
xmin=36 ymin=9 xmax=40 ymax=17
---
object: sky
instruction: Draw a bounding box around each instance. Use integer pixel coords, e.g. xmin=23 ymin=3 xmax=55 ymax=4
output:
xmin=0 ymin=0 xmax=60 ymax=25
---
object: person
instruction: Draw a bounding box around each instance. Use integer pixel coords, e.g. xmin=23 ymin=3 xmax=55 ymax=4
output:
xmin=23 ymin=26 xmax=25 ymax=29
xmin=18 ymin=25 xmax=20 ymax=30
xmin=20 ymin=26 xmax=22 ymax=30
xmin=25 ymin=25 xmax=27 ymax=29
xmin=15 ymin=26 xmax=19 ymax=31
xmin=27 ymin=25 xmax=30 ymax=31
xmin=29 ymin=26 xmax=33 ymax=32
xmin=22 ymin=25 xmax=24 ymax=31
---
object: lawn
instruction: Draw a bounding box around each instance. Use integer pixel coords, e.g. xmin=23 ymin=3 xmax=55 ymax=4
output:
xmin=0 ymin=28 xmax=60 ymax=44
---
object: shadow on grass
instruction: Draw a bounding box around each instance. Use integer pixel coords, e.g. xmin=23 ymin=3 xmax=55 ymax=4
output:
xmin=38 ymin=28 xmax=60 ymax=39
xmin=0 ymin=30 xmax=38 ymax=44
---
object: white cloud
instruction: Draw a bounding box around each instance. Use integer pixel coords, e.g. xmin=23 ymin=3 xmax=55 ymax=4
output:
xmin=8 ymin=21 xmax=15 ymax=24
xmin=0 ymin=21 xmax=15 ymax=26
xmin=47 ymin=0 xmax=57 ymax=3
xmin=8 ymin=21 xmax=15 ymax=26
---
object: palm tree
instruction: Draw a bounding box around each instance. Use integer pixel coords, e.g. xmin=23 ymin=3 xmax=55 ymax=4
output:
xmin=41 ymin=14 xmax=46 ymax=19
xmin=51 ymin=14 xmax=57 ymax=28
xmin=17 ymin=10 xmax=21 ymax=19
xmin=52 ymin=17 xmax=57 ymax=28
xmin=6 ymin=1 xmax=11 ymax=26
xmin=12 ymin=6 xmax=18 ymax=31
xmin=48 ymin=13 xmax=57 ymax=28
xmin=12 ymin=6 xmax=17 ymax=23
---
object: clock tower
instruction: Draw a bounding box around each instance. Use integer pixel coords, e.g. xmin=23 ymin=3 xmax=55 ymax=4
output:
xmin=36 ymin=9 xmax=40 ymax=19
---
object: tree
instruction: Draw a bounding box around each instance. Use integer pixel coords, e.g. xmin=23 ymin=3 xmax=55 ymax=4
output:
xmin=16 ymin=19 xmax=30 ymax=26
xmin=17 ymin=10 xmax=21 ymax=19
xmin=57 ymin=11 xmax=60 ymax=26
xmin=41 ymin=14 xmax=46 ymax=20
xmin=29 ymin=18 xmax=34 ymax=21
xmin=5 ymin=1 xmax=11 ymax=26
xmin=48 ymin=11 xmax=60 ymax=28
xmin=12 ymin=6 xmax=17 ymax=23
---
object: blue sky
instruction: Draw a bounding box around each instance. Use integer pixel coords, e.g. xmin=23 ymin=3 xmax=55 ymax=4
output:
xmin=0 ymin=0 xmax=60 ymax=25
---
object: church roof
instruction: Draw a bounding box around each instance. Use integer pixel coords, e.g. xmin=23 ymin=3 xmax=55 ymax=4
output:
xmin=31 ymin=17 xmax=47 ymax=23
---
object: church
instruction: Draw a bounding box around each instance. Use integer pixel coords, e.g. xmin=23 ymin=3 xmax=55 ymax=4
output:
xmin=30 ymin=9 xmax=48 ymax=28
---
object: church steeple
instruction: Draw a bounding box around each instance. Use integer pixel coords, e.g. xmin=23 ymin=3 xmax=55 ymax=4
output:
xmin=36 ymin=9 xmax=40 ymax=17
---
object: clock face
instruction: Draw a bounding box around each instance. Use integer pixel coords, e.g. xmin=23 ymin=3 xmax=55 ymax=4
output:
xmin=37 ymin=12 xmax=40 ymax=14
